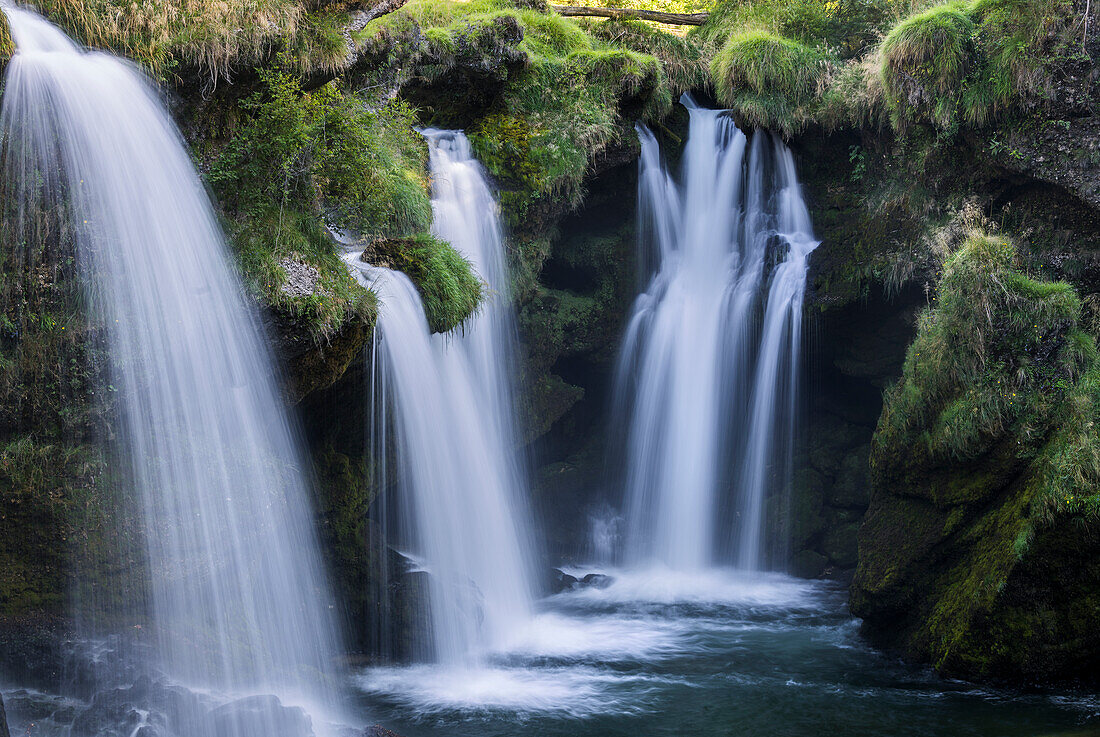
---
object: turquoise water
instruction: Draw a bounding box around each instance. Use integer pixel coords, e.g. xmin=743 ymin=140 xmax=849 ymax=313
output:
xmin=354 ymin=570 xmax=1100 ymax=737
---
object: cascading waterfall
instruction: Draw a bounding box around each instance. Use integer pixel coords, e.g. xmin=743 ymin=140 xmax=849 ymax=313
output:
xmin=346 ymin=130 xmax=534 ymax=666
xmin=615 ymin=96 xmax=819 ymax=573
xmin=0 ymin=3 xmax=341 ymax=719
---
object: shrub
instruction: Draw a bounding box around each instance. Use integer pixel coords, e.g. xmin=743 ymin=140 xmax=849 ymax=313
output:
xmin=363 ymin=235 xmax=483 ymax=333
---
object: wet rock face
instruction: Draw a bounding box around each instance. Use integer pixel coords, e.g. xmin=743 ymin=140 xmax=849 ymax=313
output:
xmin=66 ymin=680 xmax=315 ymax=737
xmin=0 ymin=692 xmax=10 ymax=737
xmin=787 ymin=290 xmax=921 ymax=578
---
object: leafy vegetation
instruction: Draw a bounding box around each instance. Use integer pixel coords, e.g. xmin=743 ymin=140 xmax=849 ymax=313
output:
xmin=362 ymin=0 xmax=699 ymax=226
xmin=210 ymin=65 xmax=436 ymax=340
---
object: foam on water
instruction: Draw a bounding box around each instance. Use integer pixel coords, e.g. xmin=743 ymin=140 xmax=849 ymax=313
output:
xmin=356 ymin=665 xmax=671 ymax=718
xmin=558 ymin=567 xmax=823 ymax=609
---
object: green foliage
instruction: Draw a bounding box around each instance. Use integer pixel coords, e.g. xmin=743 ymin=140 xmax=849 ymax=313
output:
xmin=711 ymin=30 xmax=827 ymax=135
xmin=0 ymin=11 xmax=12 ymax=62
xmin=697 ymin=0 xmax=910 ymax=135
xmin=211 ymin=65 xmax=432 ymax=339
xmin=880 ymin=0 xmax=1082 ymax=131
xmin=363 ymin=235 xmax=483 ymax=333
xmin=213 ymin=66 xmax=432 ymax=236
xmin=12 ymin=0 xmax=278 ymax=79
xmin=876 ymin=232 xmax=1089 ymax=466
xmin=586 ymin=19 xmax=710 ymax=94
xmin=3 ymin=0 xmax=357 ymax=80
xmin=880 ymin=2 xmax=975 ymax=129
xmin=858 ymin=229 xmax=1100 ymax=681
xmin=697 ymin=0 xmax=909 ymax=55
xmin=699 ymin=0 xmax=1081 ymax=136
xmin=366 ymin=0 xmax=693 ymax=225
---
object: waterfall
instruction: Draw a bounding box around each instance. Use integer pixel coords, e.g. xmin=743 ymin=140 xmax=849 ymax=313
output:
xmin=346 ymin=130 xmax=534 ymax=666
xmin=615 ymin=96 xmax=819 ymax=573
xmin=0 ymin=3 xmax=342 ymax=716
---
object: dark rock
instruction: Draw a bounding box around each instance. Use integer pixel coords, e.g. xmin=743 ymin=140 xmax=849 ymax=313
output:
xmin=70 ymin=678 xmax=205 ymax=737
xmin=828 ymin=445 xmax=871 ymax=509
xmin=207 ymin=694 xmax=313 ymax=737
xmin=580 ymin=573 xmax=613 ymax=589
xmin=821 ymin=523 xmax=860 ymax=570
xmin=789 ymin=550 xmax=828 ymax=579
xmin=548 ymin=568 xmax=579 ymax=594
xmin=0 ymin=693 xmax=10 ymax=737
xmin=362 ymin=726 xmax=404 ymax=737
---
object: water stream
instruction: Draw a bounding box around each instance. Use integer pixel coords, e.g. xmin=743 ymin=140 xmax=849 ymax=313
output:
xmin=614 ymin=96 xmax=818 ymax=572
xmin=1 ymin=5 xmax=342 ymax=729
xmin=345 ymin=130 xmax=535 ymax=670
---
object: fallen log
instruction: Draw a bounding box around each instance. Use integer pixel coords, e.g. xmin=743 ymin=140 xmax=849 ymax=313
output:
xmin=551 ymin=5 xmax=709 ymax=25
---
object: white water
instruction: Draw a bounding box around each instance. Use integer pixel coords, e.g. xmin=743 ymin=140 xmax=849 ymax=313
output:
xmin=615 ymin=96 xmax=819 ymax=572
xmin=0 ymin=4 xmax=341 ymax=724
xmin=347 ymin=130 xmax=534 ymax=667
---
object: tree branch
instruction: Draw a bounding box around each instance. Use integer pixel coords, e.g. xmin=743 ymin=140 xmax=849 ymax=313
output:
xmin=551 ymin=5 xmax=709 ymax=25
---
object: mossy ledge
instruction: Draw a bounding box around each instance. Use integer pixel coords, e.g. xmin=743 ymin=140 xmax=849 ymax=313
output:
xmin=698 ymin=0 xmax=1086 ymax=137
xmin=361 ymin=235 xmax=484 ymax=334
xmin=850 ymin=230 xmax=1100 ymax=684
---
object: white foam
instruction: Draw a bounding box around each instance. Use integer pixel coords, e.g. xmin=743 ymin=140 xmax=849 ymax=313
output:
xmin=555 ymin=567 xmax=824 ymax=609
xmin=491 ymin=611 xmax=686 ymax=661
xmin=355 ymin=665 xmax=667 ymax=717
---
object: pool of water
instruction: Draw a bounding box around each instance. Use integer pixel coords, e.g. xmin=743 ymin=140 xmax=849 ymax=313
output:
xmin=353 ymin=569 xmax=1100 ymax=737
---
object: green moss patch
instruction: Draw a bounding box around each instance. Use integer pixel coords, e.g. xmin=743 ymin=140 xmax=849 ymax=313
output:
xmin=362 ymin=235 xmax=483 ymax=334
xmin=701 ymin=0 xmax=1082 ymax=136
xmin=711 ymin=30 xmax=827 ymax=135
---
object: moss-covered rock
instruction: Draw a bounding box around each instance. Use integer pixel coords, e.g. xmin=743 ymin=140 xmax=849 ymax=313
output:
xmin=0 ymin=205 xmax=146 ymax=631
xmin=361 ymin=235 xmax=483 ymax=334
xmin=358 ymin=0 xmax=700 ymax=233
xmin=851 ymin=230 xmax=1100 ymax=683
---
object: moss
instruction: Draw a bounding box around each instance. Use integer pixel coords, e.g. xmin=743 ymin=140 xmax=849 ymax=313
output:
xmin=696 ymin=0 xmax=907 ymax=54
xmin=364 ymin=0 xmax=689 ymax=227
xmin=585 ymin=18 xmax=709 ymax=95
xmin=362 ymin=235 xmax=483 ymax=334
xmin=0 ymin=11 xmax=12 ymax=63
xmin=874 ymin=232 xmax=1087 ymax=470
xmin=697 ymin=0 xmax=1081 ymax=137
xmin=853 ymin=230 xmax=1100 ymax=682
xmin=0 ymin=203 xmax=145 ymax=626
xmin=880 ymin=2 xmax=975 ymax=130
xmin=880 ymin=0 xmax=1082 ymax=131
xmin=711 ymin=30 xmax=828 ymax=136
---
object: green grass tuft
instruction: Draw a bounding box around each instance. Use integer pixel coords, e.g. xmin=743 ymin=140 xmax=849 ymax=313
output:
xmin=362 ymin=235 xmax=484 ymax=334
xmin=365 ymin=0 xmax=693 ymax=226
xmin=880 ymin=0 xmax=1082 ymax=131
xmin=876 ymin=230 xmax=1091 ymax=467
xmin=711 ymin=30 xmax=828 ymax=135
